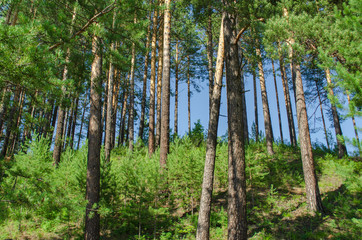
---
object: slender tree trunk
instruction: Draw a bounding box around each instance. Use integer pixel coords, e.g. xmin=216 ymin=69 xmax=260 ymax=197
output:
xmin=70 ymin=97 xmax=79 ymax=149
xmin=155 ymin=13 xmax=164 ymax=148
xmin=120 ymin=83 xmax=129 ymax=146
xmin=0 ymin=88 xmax=10 ymax=135
xmin=223 ymin=7 xmax=247 ymax=239
xmin=325 ymin=68 xmax=347 ymax=158
xmin=196 ymin=18 xmax=224 ymax=240
xmin=241 ymin=72 xmax=248 ymax=143
xmin=139 ymin=16 xmax=151 ymax=140
xmin=347 ymin=93 xmax=360 ymax=155
xmin=295 ymin=64 xmax=324 ymax=213
xmin=255 ymin=42 xmax=274 ymax=155
xmin=148 ymin=8 xmax=158 ymax=155
xmin=187 ymin=55 xmax=191 ymax=134
xmin=77 ymin=98 xmax=87 ymax=150
xmin=174 ymin=41 xmax=179 ymax=136
xmin=272 ymin=59 xmax=284 ymax=144
xmin=129 ymin=15 xmax=137 ymax=151
xmin=253 ymin=69 xmax=259 ymax=142
xmin=85 ymin=34 xmax=102 ymax=240
xmin=111 ymin=70 xmax=120 ymax=149
xmin=105 ymin=26 xmax=116 ymax=161
xmin=315 ymin=82 xmax=330 ymax=150
xmin=9 ymin=90 xmax=25 ymax=155
xmin=159 ymin=0 xmax=171 ymax=167
xmin=101 ymin=78 xmax=108 ymax=146
xmin=278 ymin=43 xmax=297 ymax=146
xmin=207 ymin=9 xmax=213 ymax=118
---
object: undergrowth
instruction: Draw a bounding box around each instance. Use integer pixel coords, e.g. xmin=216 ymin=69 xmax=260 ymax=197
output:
xmin=0 ymin=133 xmax=360 ymax=239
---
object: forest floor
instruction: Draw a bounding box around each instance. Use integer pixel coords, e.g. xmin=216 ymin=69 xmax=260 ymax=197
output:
xmin=0 ymin=138 xmax=361 ymax=239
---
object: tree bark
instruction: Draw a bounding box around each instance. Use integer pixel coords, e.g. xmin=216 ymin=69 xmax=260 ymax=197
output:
xmin=187 ymin=55 xmax=191 ymax=134
xmin=325 ymin=68 xmax=347 ymax=158
xmin=256 ymin=42 xmax=274 ymax=155
xmin=148 ymin=8 xmax=158 ymax=155
xmin=240 ymin=72 xmax=248 ymax=143
xmin=85 ymin=34 xmax=102 ymax=240
xmin=347 ymin=93 xmax=360 ymax=155
xmin=278 ymin=44 xmax=297 ymax=146
xmin=111 ymin=69 xmax=120 ymax=149
xmin=155 ymin=11 xmax=164 ymax=148
xmin=272 ymin=59 xmax=284 ymax=144
xmin=207 ymin=9 xmax=214 ymax=118
xmin=77 ymin=97 xmax=87 ymax=150
xmin=316 ymin=81 xmax=330 ymax=150
xmin=295 ymin=64 xmax=324 ymax=213
xmin=196 ymin=18 xmax=224 ymax=240
xmin=253 ymin=69 xmax=259 ymax=142
xmin=139 ymin=16 xmax=151 ymax=140
xmin=223 ymin=7 xmax=247 ymax=239
xmin=174 ymin=41 xmax=179 ymax=136
xmin=159 ymin=0 xmax=171 ymax=167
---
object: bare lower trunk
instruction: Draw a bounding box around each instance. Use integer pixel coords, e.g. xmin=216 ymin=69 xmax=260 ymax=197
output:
xmin=139 ymin=17 xmax=151 ymax=140
xmin=174 ymin=42 xmax=179 ymax=136
xmin=325 ymin=69 xmax=347 ymax=158
xmin=105 ymin=52 xmax=116 ymax=161
xmin=272 ymin=59 xmax=284 ymax=144
xmin=253 ymin=70 xmax=259 ymax=142
xmin=278 ymin=44 xmax=296 ymax=146
xmin=77 ymin=98 xmax=87 ymax=150
xmin=196 ymin=19 xmax=224 ymax=240
xmin=223 ymin=7 xmax=247 ymax=239
xmin=207 ymin=10 xmax=213 ymax=118
xmin=159 ymin=0 xmax=171 ymax=167
xmin=256 ymin=43 xmax=274 ymax=155
xmin=85 ymin=34 xmax=102 ymax=240
xmin=187 ymin=55 xmax=191 ymax=134
xmin=295 ymin=64 xmax=324 ymax=213
xmin=111 ymin=70 xmax=120 ymax=149
xmin=347 ymin=93 xmax=360 ymax=155
xmin=241 ymin=72 xmax=248 ymax=143
xmin=155 ymin=15 xmax=164 ymax=148
xmin=148 ymin=8 xmax=158 ymax=155
xmin=316 ymin=81 xmax=330 ymax=149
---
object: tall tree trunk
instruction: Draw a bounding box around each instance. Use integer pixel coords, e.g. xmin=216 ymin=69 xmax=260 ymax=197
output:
xmin=105 ymin=26 xmax=116 ymax=161
xmin=207 ymin=9 xmax=213 ymax=118
xmin=9 ymin=90 xmax=25 ymax=155
xmin=241 ymin=72 xmax=248 ymax=143
xmin=159 ymin=0 xmax=171 ymax=167
xmin=255 ymin=42 xmax=274 ymax=155
xmin=120 ymin=82 xmax=129 ymax=146
xmin=278 ymin=43 xmax=297 ymax=146
xmin=315 ymin=81 xmax=330 ymax=150
xmin=70 ymin=97 xmax=79 ymax=149
xmin=101 ymin=78 xmax=108 ymax=146
xmin=253 ymin=69 xmax=259 ymax=142
xmin=53 ymin=8 xmax=77 ymax=165
xmin=325 ymin=68 xmax=347 ymax=158
xmin=139 ymin=16 xmax=151 ymax=140
xmin=196 ymin=18 xmax=224 ymax=240
xmin=347 ymin=93 xmax=360 ymax=155
xmin=148 ymin=8 xmax=158 ymax=155
xmin=174 ymin=41 xmax=179 ymax=136
xmin=272 ymin=59 xmax=284 ymax=144
xmin=77 ymin=97 xmax=87 ymax=150
xmin=129 ymin=15 xmax=137 ymax=151
xmin=85 ymin=34 xmax=102 ymax=240
xmin=155 ymin=13 xmax=164 ymax=148
xmin=295 ymin=64 xmax=324 ymax=213
xmin=111 ymin=70 xmax=120 ymax=149
xmin=0 ymin=88 xmax=10 ymax=135
xmin=187 ymin=55 xmax=191 ymax=134
xmin=223 ymin=7 xmax=247 ymax=239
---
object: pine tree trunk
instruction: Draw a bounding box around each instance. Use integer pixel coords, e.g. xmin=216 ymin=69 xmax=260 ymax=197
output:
xmin=253 ymin=69 xmax=259 ymax=142
xmin=207 ymin=10 xmax=213 ymax=118
xmin=347 ymin=93 xmax=360 ymax=155
xmin=316 ymin=81 xmax=330 ymax=149
xmin=139 ymin=17 xmax=151 ymax=140
xmin=174 ymin=41 xmax=179 ymax=136
xmin=272 ymin=59 xmax=284 ymax=144
xmin=256 ymin=43 xmax=274 ymax=155
xmin=325 ymin=68 xmax=347 ymax=158
xmin=295 ymin=64 xmax=324 ymax=213
xmin=9 ymin=90 xmax=25 ymax=155
xmin=77 ymin=98 xmax=87 ymax=150
xmin=187 ymin=55 xmax=191 ymax=134
xmin=159 ymin=0 xmax=171 ymax=167
xmin=129 ymin=15 xmax=137 ymax=151
xmin=196 ymin=18 xmax=224 ymax=240
xmin=111 ymin=70 xmax=120 ymax=149
xmin=155 ymin=14 xmax=164 ymax=148
xmin=223 ymin=7 xmax=247 ymax=239
xmin=278 ymin=43 xmax=297 ymax=146
xmin=85 ymin=34 xmax=102 ymax=240
xmin=70 ymin=97 xmax=79 ymax=149
xmin=105 ymin=38 xmax=116 ymax=161
xmin=241 ymin=72 xmax=248 ymax=143
xmin=148 ymin=8 xmax=158 ymax=155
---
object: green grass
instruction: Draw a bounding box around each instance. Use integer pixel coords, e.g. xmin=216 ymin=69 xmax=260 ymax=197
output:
xmin=0 ymin=137 xmax=361 ymax=239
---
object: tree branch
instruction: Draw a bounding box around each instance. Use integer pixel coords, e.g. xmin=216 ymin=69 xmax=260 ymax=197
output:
xmin=49 ymin=2 xmax=116 ymax=51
